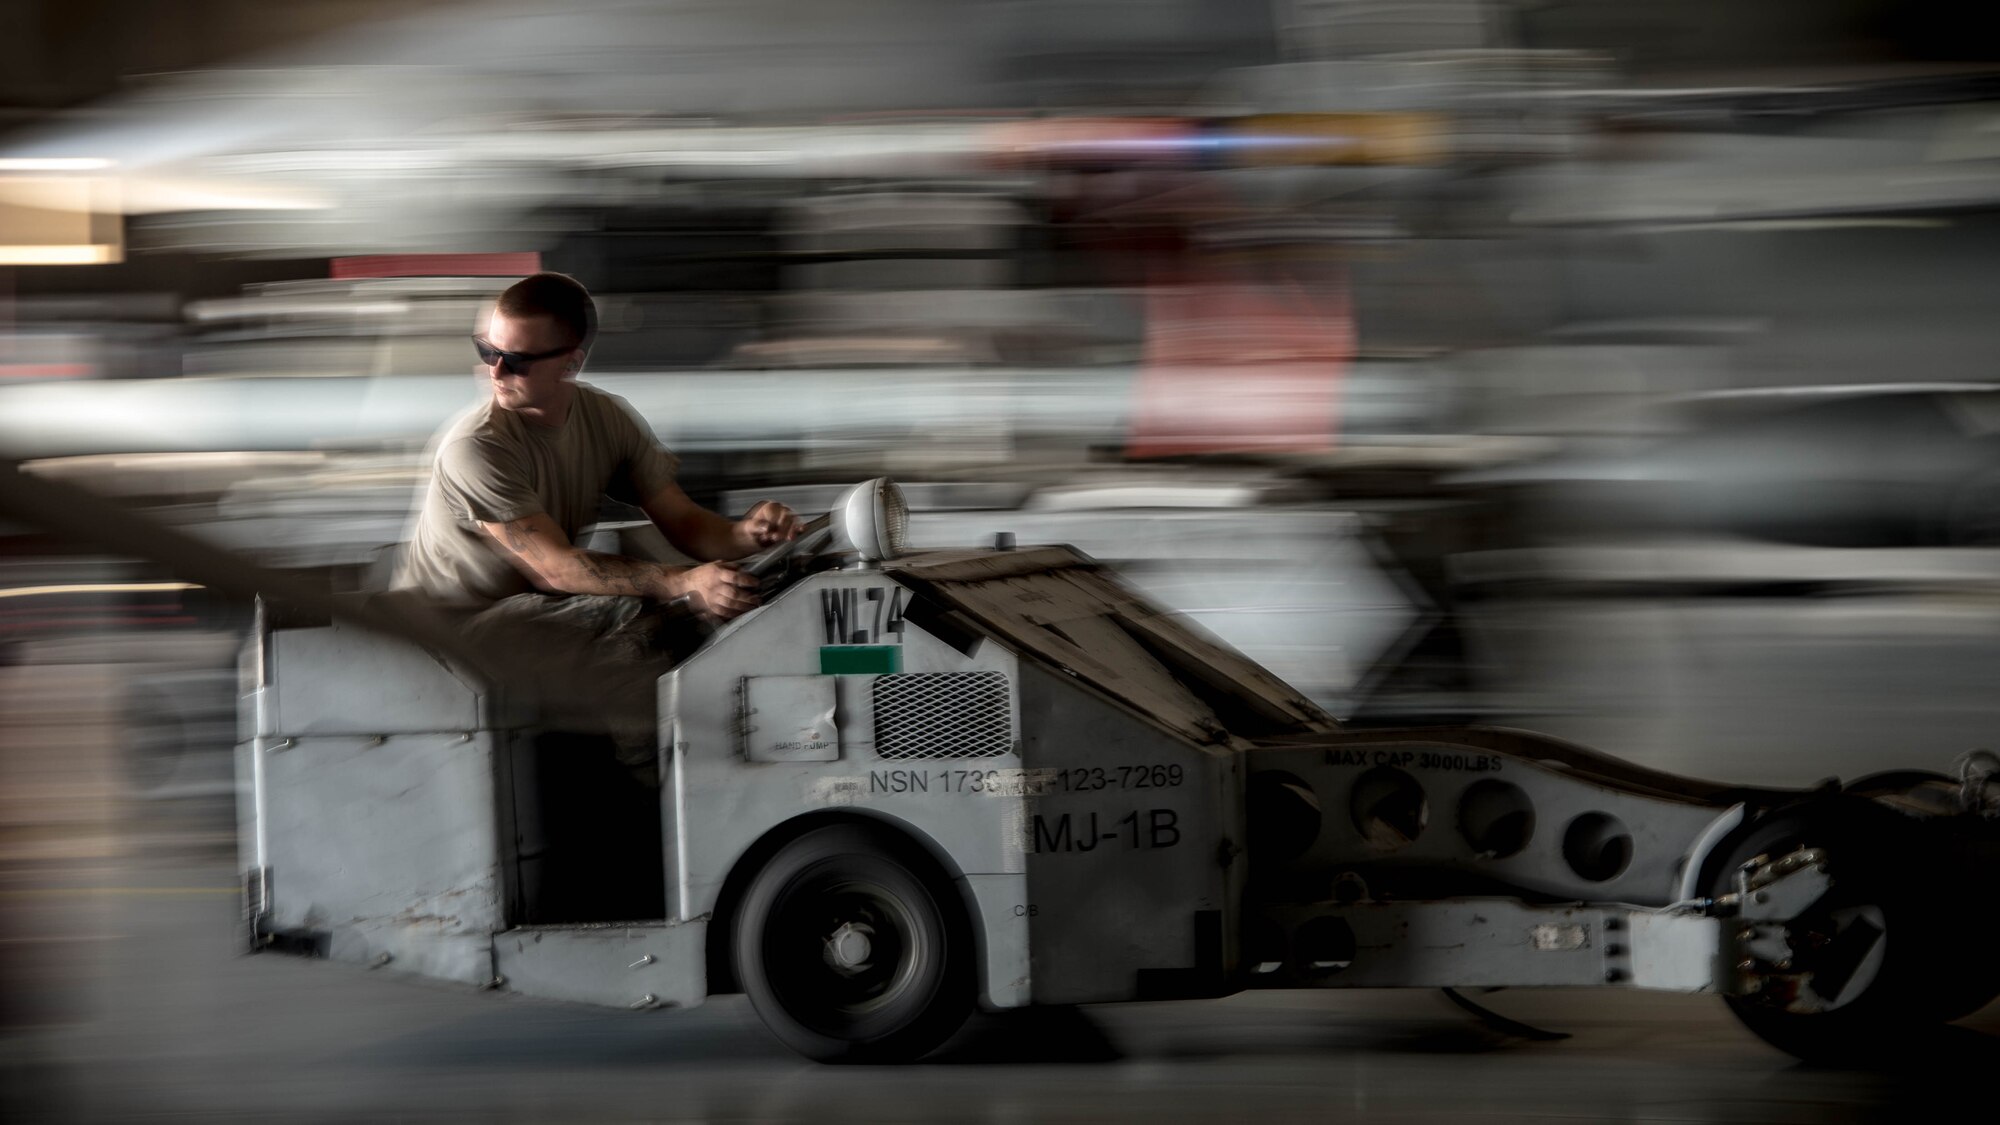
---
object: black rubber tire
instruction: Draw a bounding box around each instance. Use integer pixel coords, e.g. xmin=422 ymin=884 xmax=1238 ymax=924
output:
xmin=731 ymin=822 xmax=974 ymax=1063
xmin=1707 ymin=797 xmax=1963 ymax=1063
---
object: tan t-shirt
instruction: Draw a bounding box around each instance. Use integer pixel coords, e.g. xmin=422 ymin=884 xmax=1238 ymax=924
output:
xmin=392 ymin=383 xmax=680 ymax=606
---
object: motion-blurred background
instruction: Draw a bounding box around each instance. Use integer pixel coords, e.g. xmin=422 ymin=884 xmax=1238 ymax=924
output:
xmin=4 ymin=2 xmax=2000 ymax=1115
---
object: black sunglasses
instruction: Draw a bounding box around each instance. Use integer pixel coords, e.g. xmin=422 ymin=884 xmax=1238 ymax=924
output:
xmin=473 ymin=337 xmax=574 ymax=375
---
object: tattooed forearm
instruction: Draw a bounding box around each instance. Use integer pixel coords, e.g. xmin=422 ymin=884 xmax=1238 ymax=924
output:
xmin=484 ymin=515 xmax=674 ymax=599
xmin=574 ymin=550 xmax=651 ymax=597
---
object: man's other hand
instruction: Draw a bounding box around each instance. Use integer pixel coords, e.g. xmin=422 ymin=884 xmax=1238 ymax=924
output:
xmin=733 ymin=500 xmax=799 ymax=555
xmin=675 ymin=561 xmax=759 ymax=621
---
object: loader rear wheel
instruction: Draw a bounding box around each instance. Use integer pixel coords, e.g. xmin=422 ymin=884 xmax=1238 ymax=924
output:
xmin=732 ymin=822 xmax=973 ymax=1063
xmin=1707 ymin=798 xmax=1962 ymax=1064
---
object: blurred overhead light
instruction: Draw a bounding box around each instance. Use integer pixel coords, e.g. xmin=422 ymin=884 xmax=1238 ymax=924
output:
xmin=0 ymin=244 xmax=120 ymax=264
xmin=112 ymin=177 xmax=328 ymax=215
xmin=185 ymin=299 xmax=411 ymax=322
xmin=0 ymin=175 xmax=123 ymax=264
xmin=0 ymin=158 xmax=115 ymax=171
xmin=0 ymin=581 xmax=201 ymax=599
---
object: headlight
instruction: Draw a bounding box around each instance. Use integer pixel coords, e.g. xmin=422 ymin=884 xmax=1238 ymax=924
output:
xmin=837 ymin=477 xmax=908 ymax=564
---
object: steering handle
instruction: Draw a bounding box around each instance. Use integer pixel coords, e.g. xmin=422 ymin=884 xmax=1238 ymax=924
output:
xmin=742 ymin=519 xmax=833 ymax=579
xmin=665 ymin=512 xmax=835 ymax=609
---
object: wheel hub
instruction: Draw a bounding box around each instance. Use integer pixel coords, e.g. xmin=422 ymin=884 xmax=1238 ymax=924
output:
xmin=823 ymin=921 xmax=876 ymax=974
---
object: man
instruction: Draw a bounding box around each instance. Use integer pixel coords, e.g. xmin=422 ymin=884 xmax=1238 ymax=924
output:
xmin=393 ymin=271 xmax=796 ymax=758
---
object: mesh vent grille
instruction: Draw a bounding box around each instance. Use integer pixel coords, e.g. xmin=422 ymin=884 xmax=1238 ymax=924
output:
xmin=872 ymin=672 xmax=1012 ymax=760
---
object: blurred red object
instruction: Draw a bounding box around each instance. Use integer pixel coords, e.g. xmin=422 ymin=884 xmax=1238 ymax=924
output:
xmin=1125 ymin=276 xmax=1353 ymax=458
xmin=331 ymin=253 xmax=542 ymax=279
xmin=0 ymin=364 xmax=93 ymax=380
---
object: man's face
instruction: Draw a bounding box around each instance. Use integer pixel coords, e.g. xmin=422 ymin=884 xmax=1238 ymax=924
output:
xmin=479 ymin=309 xmax=578 ymax=415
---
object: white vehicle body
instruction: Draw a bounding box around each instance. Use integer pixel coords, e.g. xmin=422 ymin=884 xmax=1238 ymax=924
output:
xmin=234 ymin=480 xmax=2000 ymax=1062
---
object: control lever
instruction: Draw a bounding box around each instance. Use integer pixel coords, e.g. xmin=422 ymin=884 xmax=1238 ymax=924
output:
xmin=742 ymin=515 xmax=833 ymax=579
xmin=666 ymin=513 xmax=833 ymax=609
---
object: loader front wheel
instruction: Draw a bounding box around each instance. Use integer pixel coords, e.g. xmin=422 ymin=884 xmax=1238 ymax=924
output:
xmin=732 ymin=822 xmax=973 ymax=1063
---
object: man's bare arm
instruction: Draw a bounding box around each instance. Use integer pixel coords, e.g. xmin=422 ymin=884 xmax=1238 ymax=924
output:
xmin=641 ymin=480 xmax=798 ymax=561
xmin=480 ymin=512 xmax=675 ymax=597
xmin=638 ymin=481 xmax=744 ymax=562
xmin=476 ymin=512 xmax=759 ymax=617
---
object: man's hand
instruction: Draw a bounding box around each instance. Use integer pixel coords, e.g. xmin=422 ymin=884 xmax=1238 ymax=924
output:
xmin=670 ymin=560 xmax=760 ymax=621
xmin=732 ymin=500 xmax=799 ymax=556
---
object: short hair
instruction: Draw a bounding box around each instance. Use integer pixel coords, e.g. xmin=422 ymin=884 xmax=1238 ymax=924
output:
xmin=496 ymin=272 xmax=595 ymax=350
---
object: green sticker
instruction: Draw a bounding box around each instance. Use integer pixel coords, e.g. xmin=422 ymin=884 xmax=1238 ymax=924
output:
xmin=820 ymin=645 xmax=903 ymax=675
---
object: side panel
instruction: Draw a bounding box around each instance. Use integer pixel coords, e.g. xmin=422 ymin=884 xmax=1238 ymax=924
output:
xmin=961 ymin=872 xmax=1031 ymax=1008
xmin=494 ymin=922 xmax=706 ymax=1010
xmin=268 ymin=624 xmax=484 ymax=736
xmin=742 ymin=675 xmax=839 ymax=762
xmin=235 ymin=739 xmax=262 ymax=912
xmin=258 ymin=731 xmax=507 ymax=985
xmin=1248 ymin=900 xmax=1722 ymax=990
xmin=664 ymin=572 xmax=1034 ymax=1008
xmin=1016 ymin=663 xmax=1242 ymax=1005
xmin=1245 ymin=743 xmax=1720 ymax=907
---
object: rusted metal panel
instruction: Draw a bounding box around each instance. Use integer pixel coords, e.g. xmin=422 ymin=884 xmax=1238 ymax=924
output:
xmin=897 ymin=547 xmax=1334 ymax=750
xmin=1113 ymin=601 xmax=1333 ymax=729
xmin=934 ymin=578 xmax=1227 ymax=746
xmin=891 ymin=546 xmax=1088 ymax=583
xmin=1035 ymin=612 xmax=1220 ymax=729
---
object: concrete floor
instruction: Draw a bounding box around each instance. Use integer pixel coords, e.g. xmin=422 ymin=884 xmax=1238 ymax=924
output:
xmin=5 ymin=870 xmax=1995 ymax=1123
